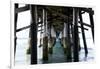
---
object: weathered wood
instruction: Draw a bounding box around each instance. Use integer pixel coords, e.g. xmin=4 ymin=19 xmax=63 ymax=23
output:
xmin=39 ymin=9 xmax=44 ymax=47
xmin=48 ymin=22 xmax=53 ymax=54
xmin=15 ymin=5 xmax=30 ymax=13
xmin=65 ymin=8 xmax=72 ymax=62
xmin=78 ymin=26 xmax=88 ymax=30
xmin=14 ymin=3 xmax=18 ymax=57
xmin=30 ymin=5 xmax=38 ymax=64
xmin=73 ymin=8 xmax=79 ymax=62
xmin=78 ymin=21 xmax=93 ymax=28
xmin=70 ymin=22 xmax=89 ymax=30
xmin=89 ymin=8 xmax=94 ymax=42
xmin=16 ymin=25 xmax=31 ymax=32
xmin=79 ymin=11 xmax=88 ymax=57
xmin=44 ymin=7 xmax=72 ymax=20
xmin=43 ymin=9 xmax=48 ymax=62
xmin=43 ymin=37 xmax=48 ymax=61
xmin=66 ymin=23 xmax=72 ymax=62
xmin=16 ymin=24 xmax=43 ymax=32
xmin=82 ymin=8 xmax=94 ymax=15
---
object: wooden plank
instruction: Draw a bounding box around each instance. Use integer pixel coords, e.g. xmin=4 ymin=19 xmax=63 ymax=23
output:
xmin=70 ymin=22 xmax=89 ymax=30
xmin=78 ymin=26 xmax=88 ymax=30
xmin=78 ymin=21 xmax=93 ymax=28
xmin=16 ymin=24 xmax=43 ymax=32
xmin=16 ymin=25 xmax=31 ymax=32
xmin=82 ymin=8 xmax=94 ymax=15
xmin=15 ymin=5 xmax=30 ymax=13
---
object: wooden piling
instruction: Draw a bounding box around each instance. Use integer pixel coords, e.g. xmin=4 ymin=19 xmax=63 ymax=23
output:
xmin=30 ymin=5 xmax=38 ymax=64
xmin=14 ymin=3 xmax=18 ymax=56
xmin=89 ymin=8 xmax=94 ymax=42
xmin=48 ymin=22 xmax=53 ymax=54
xmin=79 ymin=10 xmax=88 ymax=57
xmin=43 ymin=9 xmax=48 ymax=61
xmin=66 ymin=8 xmax=72 ymax=62
xmin=73 ymin=8 xmax=79 ymax=62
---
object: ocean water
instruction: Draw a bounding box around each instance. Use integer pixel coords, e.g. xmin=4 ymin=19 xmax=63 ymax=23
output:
xmin=15 ymin=38 xmax=94 ymax=65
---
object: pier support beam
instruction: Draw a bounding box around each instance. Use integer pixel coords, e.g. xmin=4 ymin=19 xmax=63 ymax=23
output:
xmin=89 ymin=8 xmax=94 ymax=42
xmin=14 ymin=4 xmax=18 ymax=57
xmin=48 ymin=22 xmax=53 ymax=54
xmin=30 ymin=5 xmax=38 ymax=64
xmin=79 ymin=10 xmax=88 ymax=57
xmin=73 ymin=8 xmax=79 ymax=62
xmin=66 ymin=23 xmax=72 ymax=62
xmin=66 ymin=8 xmax=72 ymax=62
xmin=43 ymin=9 xmax=48 ymax=62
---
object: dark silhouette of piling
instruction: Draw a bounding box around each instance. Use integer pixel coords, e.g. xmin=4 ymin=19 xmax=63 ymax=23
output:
xmin=30 ymin=5 xmax=38 ymax=64
xmin=14 ymin=4 xmax=18 ymax=56
xmin=89 ymin=8 xmax=94 ymax=42
xmin=73 ymin=8 xmax=79 ymax=62
xmin=79 ymin=10 xmax=88 ymax=57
